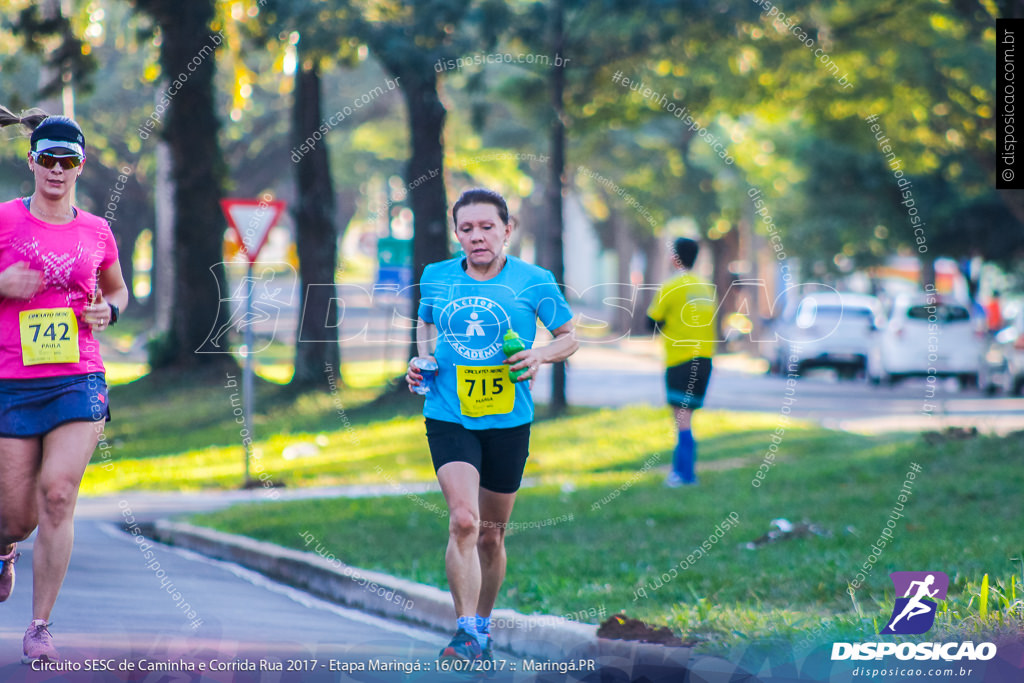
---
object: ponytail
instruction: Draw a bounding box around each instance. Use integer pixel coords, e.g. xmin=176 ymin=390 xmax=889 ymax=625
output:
xmin=0 ymin=106 xmax=51 ymax=132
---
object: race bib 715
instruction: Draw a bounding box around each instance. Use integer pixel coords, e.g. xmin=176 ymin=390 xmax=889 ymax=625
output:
xmin=456 ymin=365 xmax=515 ymax=417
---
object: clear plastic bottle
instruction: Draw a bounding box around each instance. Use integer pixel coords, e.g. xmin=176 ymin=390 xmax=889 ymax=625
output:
xmin=410 ymin=357 xmax=438 ymax=395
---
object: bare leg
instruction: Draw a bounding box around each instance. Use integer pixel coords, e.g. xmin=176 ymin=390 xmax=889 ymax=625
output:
xmin=0 ymin=437 xmax=43 ymax=552
xmin=436 ymin=462 xmax=482 ymax=619
xmin=673 ymin=406 xmax=692 ymax=431
xmin=476 ymin=488 xmax=517 ymax=617
xmin=32 ymin=421 xmax=100 ymax=621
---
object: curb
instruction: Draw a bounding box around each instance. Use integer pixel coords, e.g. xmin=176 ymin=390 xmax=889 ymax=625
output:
xmin=149 ymin=520 xmax=755 ymax=677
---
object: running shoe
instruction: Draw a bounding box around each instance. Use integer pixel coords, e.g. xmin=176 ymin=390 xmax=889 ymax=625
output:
xmin=665 ymin=472 xmax=697 ymax=488
xmin=438 ymin=628 xmax=483 ymax=661
xmin=0 ymin=544 xmax=17 ymax=602
xmin=23 ymin=620 xmax=59 ymax=664
xmin=479 ymin=634 xmax=494 ymax=662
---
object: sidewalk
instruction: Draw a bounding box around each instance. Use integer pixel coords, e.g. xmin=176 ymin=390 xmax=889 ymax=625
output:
xmin=145 ymin=520 xmax=754 ymax=681
xmin=74 ymin=490 xmax=757 ymax=679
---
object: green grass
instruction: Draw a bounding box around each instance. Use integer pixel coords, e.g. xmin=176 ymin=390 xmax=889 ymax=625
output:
xmin=188 ymin=425 xmax=1024 ymax=654
xmin=84 ymin=366 xmax=781 ymax=494
xmin=85 ymin=367 xmax=1024 ymax=652
xmin=81 ymin=366 xmax=418 ymax=494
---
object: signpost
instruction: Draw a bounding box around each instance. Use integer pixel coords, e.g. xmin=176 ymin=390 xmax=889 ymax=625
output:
xmin=376 ymin=236 xmax=413 ymax=290
xmin=220 ymin=197 xmax=286 ymax=486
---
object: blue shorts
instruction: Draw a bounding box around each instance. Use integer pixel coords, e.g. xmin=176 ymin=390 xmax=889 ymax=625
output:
xmin=0 ymin=373 xmax=110 ymax=438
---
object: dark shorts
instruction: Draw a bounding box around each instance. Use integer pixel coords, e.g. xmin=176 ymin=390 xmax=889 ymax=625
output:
xmin=0 ymin=373 xmax=110 ymax=438
xmin=666 ymin=358 xmax=712 ymax=409
xmin=425 ymin=417 xmax=531 ymax=494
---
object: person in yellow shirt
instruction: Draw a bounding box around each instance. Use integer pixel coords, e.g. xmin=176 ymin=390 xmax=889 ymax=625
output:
xmin=646 ymin=238 xmax=716 ymax=487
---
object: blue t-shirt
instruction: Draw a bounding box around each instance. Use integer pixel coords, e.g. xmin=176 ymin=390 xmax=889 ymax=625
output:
xmin=418 ymin=255 xmax=574 ymax=429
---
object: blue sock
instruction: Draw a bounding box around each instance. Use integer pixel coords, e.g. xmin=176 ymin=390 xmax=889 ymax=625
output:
xmin=475 ymin=615 xmax=491 ymax=647
xmin=673 ymin=430 xmax=696 ymax=482
xmin=456 ymin=615 xmax=478 ymax=641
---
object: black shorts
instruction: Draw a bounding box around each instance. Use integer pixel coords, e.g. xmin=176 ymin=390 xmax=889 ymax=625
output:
xmin=666 ymin=357 xmax=712 ymax=409
xmin=425 ymin=418 xmax=531 ymax=494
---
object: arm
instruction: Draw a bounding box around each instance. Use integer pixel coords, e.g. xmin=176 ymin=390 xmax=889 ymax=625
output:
xmin=903 ymin=580 xmax=924 ymax=598
xmin=83 ymin=261 xmax=129 ymax=331
xmin=505 ymin=319 xmax=579 ymax=381
xmin=646 ymin=285 xmax=665 ymax=334
xmin=0 ymin=262 xmax=43 ymax=300
xmin=416 ymin=321 xmax=437 ymax=358
xmin=99 ymin=260 xmax=130 ymax=310
xmin=536 ymin=320 xmax=578 ymax=364
xmin=406 ymin=320 xmax=438 ymax=391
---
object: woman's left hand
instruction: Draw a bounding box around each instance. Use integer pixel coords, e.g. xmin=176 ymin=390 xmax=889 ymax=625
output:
xmin=82 ymin=291 xmax=113 ymax=332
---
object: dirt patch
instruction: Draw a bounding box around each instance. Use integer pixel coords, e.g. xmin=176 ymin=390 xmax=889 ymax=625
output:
xmin=597 ymin=614 xmax=690 ymax=647
xmin=922 ymin=426 xmax=979 ymax=445
xmin=744 ymin=519 xmax=832 ymax=549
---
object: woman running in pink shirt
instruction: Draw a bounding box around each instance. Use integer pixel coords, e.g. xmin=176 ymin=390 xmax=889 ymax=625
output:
xmin=0 ymin=107 xmax=129 ymax=664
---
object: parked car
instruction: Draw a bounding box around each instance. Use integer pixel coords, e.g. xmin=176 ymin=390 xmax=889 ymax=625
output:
xmin=978 ymin=311 xmax=1024 ymax=395
xmin=767 ymin=292 xmax=883 ymax=378
xmin=867 ymin=294 xmax=983 ymax=387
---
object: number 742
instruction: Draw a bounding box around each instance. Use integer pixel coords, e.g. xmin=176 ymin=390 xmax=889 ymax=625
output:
xmin=29 ymin=322 xmax=71 ymax=342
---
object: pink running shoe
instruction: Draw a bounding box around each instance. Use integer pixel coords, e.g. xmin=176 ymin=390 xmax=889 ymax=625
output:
xmin=0 ymin=544 xmax=17 ymax=602
xmin=22 ymin=620 xmax=59 ymax=664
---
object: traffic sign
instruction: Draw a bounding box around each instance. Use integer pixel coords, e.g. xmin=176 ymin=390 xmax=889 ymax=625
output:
xmin=377 ymin=236 xmax=412 ymax=289
xmin=221 ymin=198 xmax=286 ymax=263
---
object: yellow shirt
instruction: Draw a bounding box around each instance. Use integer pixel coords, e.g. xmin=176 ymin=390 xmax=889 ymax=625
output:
xmin=647 ymin=272 xmax=717 ymax=366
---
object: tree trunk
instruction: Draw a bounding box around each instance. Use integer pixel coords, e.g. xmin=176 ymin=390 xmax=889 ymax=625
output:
xmin=139 ymin=0 xmax=232 ymax=370
xmin=335 ymin=187 xmax=359 ymax=247
xmin=920 ymin=255 xmax=937 ymax=291
xmin=399 ymin=70 xmax=450 ymax=359
xmin=612 ymin=209 xmax=633 ymax=335
xmin=153 ymin=141 xmax=174 ymax=333
xmin=636 ymin=232 xmax=662 ymax=336
xmin=545 ymin=0 xmax=569 ymax=416
xmin=290 ymin=54 xmax=340 ymax=389
xmin=709 ymin=225 xmax=740 ymax=343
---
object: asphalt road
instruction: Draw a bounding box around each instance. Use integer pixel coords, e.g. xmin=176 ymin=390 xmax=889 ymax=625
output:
xmin=1 ymin=490 xmax=618 ymax=682
xmin=535 ymin=348 xmax=1024 ymax=434
xmin=0 ymin=517 xmax=461 ymax=682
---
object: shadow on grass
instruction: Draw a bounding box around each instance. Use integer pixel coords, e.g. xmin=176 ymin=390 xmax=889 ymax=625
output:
xmin=107 ymin=369 xmax=423 ymax=462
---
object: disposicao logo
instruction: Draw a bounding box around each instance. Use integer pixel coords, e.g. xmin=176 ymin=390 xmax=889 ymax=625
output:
xmin=880 ymin=571 xmax=948 ymax=635
xmin=832 ymin=570 xmax=997 ymax=662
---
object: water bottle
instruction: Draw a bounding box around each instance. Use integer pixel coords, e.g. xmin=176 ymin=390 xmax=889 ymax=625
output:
xmin=411 ymin=357 xmax=438 ymax=395
xmin=502 ymin=330 xmax=527 ymax=382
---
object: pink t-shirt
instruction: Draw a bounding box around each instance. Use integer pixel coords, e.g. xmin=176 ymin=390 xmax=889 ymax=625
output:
xmin=0 ymin=198 xmax=119 ymax=379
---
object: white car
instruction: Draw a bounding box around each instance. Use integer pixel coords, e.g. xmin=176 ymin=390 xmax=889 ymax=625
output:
xmin=770 ymin=292 xmax=883 ymax=379
xmin=867 ymin=294 xmax=983 ymax=387
xmin=978 ymin=309 xmax=1024 ymax=395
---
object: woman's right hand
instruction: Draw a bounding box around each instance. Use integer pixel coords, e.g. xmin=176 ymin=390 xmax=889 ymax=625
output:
xmin=0 ymin=262 xmax=43 ymax=300
xmin=406 ymin=355 xmax=437 ymax=392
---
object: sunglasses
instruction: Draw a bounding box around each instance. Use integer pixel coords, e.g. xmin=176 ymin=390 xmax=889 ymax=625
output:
xmin=32 ymin=152 xmax=84 ymax=170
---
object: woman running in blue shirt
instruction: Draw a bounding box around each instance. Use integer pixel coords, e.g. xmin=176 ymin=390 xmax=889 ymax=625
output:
xmin=406 ymin=188 xmax=577 ymax=662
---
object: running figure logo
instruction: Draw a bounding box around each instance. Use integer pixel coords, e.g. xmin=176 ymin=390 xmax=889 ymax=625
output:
xmin=198 ymin=263 xmax=295 ymax=354
xmin=880 ymin=571 xmax=949 ymax=635
xmin=465 ymin=312 xmax=485 ymax=337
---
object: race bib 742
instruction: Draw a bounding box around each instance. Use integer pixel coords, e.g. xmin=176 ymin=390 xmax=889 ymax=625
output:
xmin=19 ymin=308 xmax=79 ymax=366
